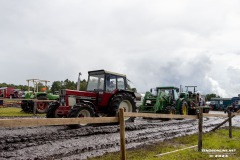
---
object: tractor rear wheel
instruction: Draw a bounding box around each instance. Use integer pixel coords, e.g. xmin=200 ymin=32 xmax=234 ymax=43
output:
xmin=180 ymin=101 xmax=188 ymax=115
xmin=46 ymin=102 xmax=61 ymax=118
xmin=36 ymin=96 xmax=48 ymax=113
xmin=108 ymin=92 xmax=136 ymax=122
xmin=68 ymin=103 xmax=95 ymax=128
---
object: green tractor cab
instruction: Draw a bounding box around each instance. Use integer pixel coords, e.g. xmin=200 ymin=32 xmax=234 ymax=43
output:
xmin=139 ymin=86 xmax=180 ymax=114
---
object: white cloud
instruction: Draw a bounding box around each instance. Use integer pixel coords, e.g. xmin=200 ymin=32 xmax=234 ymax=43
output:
xmin=0 ymin=0 xmax=240 ymax=97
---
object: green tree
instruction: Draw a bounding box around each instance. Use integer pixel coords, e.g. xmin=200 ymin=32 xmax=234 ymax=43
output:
xmin=50 ymin=79 xmax=87 ymax=93
xmin=64 ymin=79 xmax=76 ymax=90
xmin=80 ymin=79 xmax=87 ymax=91
xmin=50 ymin=81 xmax=62 ymax=93
xmin=205 ymin=93 xmax=220 ymax=101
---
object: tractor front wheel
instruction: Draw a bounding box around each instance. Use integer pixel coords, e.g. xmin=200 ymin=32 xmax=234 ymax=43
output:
xmin=68 ymin=103 xmax=95 ymax=128
xmin=21 ymin=100 xmax=34 ymax=113
xmin=46 ymin=102 xmax=61 ymax=118
xmin=163 ymin=106 xmax=176 ymax=120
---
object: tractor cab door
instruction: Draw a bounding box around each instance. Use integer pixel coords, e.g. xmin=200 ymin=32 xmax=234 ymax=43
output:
xmin=98 ymin=74 xmax=127 ymax=106
xmin=173 ymin=89 xmax=179 ymax=101
xmin=98 ymin=74 xmax=117 ymax=106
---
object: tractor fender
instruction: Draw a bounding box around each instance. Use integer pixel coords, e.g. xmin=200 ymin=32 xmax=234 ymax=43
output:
xmin=107 ymin=90 xmax=136 ymax=104
xmin=37 ymin=93 xmax=48 ymax=99
xmin=118 ymin=90 xmax=136 ymax=98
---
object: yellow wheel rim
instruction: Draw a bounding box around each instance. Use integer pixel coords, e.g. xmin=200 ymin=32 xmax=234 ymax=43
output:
xmin=182 ymin=104 xmax=187 ymax=115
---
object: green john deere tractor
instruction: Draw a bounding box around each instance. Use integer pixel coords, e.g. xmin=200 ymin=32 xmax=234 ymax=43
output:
xmin=21 ymin=79 xmax=59 ymax=113
xmin=178 ymin=86 xmax=210 ymax=115
xmin=139 ymin=86 xmax=188 ymax=116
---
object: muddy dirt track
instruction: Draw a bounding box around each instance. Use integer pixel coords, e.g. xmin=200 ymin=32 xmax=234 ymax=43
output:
xmin=0 ymin=112 xmax=240 ymax=160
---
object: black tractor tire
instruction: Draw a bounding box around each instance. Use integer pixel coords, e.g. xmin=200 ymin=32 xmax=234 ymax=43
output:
xmin=163 ymin=106 xmax=176 ymax=120
xmin=203 ymin=108 xmax=210 ymax=113
xmin=46 ymin=102 xmax=61 ymax=118
xmin=21 ymin=100 xmax=34 ymax=113
xmin=179 ymin=101 xmax=188 ymax=115
xmin=36 ymin=96 xmax=48 ymax=113
xmin=68 ymin=103 xmax=95 ymax=129
xmin=188 ymin=109 xmax=197 ymax=115
xmin=108 ymin=92 xmax=136 ymax=122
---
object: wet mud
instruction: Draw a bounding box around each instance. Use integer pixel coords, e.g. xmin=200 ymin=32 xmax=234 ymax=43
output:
xmin=0 ymin=111 xmax=239 ymax=160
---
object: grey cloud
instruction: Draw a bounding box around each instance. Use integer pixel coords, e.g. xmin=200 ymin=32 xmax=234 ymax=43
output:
xmin=1 ymin=0 xmax=240 ymax=97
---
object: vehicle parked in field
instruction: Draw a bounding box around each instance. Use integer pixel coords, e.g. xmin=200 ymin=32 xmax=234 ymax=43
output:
xmin=138 ymin=86 xmax=186 ymax=115
xmin=46 ymin=70 xmax=136 ymax=128
xmin=179 ymin=86 xmax=210 ymax=114
xmin=21 ymin=79 xmax=59 ymax=113
xmin=224 ymin=96 xmax=240 ymax=113
xmin=0 ymin=87 xmax=22 ymax=98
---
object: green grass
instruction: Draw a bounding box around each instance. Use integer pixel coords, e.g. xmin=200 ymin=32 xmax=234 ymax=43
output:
xmin=90 ymin=128 xmax=240 ymax=160
xmin=0 ymin=107 xmax=45 ymax=117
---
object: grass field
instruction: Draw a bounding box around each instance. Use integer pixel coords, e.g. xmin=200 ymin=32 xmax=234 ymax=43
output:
xmin=90 ymin=128 xmax=240 ymax=160
xmin=0 ymin=107 xmax=45 ymax=117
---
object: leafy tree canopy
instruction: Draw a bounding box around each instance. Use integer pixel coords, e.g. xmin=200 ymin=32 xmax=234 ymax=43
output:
xmin=205 ymin=93 xmax=221 ymax=101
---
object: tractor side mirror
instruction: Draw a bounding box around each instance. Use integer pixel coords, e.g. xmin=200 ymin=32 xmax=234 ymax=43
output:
xmin=150 ymin=88 xmax=152 ymax=92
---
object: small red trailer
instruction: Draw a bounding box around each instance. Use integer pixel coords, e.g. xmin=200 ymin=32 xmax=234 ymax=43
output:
xmin=0 ymin=87 xmax=20 ymax=98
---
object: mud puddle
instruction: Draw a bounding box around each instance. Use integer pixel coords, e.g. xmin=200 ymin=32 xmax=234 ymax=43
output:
xmin=0 ymin=111 xmax=239 ymax=160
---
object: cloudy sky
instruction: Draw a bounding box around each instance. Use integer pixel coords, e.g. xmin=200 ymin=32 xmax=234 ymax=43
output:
xmin=1 ymin=0 xmax=240 ymax=97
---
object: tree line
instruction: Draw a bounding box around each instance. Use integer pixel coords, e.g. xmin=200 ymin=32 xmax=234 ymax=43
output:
xmin=0 ymin=79 xmax=87 ymax=93
xmin=0 ymin=81 xmax=219 ymax=100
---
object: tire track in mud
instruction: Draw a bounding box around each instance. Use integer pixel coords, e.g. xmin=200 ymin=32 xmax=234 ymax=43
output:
xmin=0 ymin=117 xmax=227 ymax=160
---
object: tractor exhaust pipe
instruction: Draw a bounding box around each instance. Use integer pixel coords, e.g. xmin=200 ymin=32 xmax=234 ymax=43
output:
xmin=77 ymin=72 xmax=82 ymax=91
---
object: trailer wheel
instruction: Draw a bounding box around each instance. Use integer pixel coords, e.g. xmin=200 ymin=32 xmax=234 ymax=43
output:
xmin=68 ymin=103 xmax=95 ymax=128
xmin=46 ymin=102 xmax=61 ymax=118
xmin=109 ymin=92 xmax=136 ymax=122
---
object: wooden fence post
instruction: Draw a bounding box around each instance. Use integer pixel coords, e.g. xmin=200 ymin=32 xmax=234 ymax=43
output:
xmin=119 ymin=108 xmax=126 ymax=160
xmin=33 ymin=101 xmax=37 ymax=116
xmin=198 ymin=107 xmax=203 ymax=152
xmin=228 ymin=111 xmax=232 ymax=138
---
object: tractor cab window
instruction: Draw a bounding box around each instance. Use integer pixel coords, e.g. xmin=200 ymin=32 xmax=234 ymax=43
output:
xmin=173 ymin=89 xmax=179 ymax=100
xmin=87 ymin=74 xmax=104 ymax=91
xmin=159 ymin=89 xmax=171 ymax=97
xmin=106 ymin=74 xmax=116 ymax=92
xmin=117 ymin=77 xmax=125 ymax=90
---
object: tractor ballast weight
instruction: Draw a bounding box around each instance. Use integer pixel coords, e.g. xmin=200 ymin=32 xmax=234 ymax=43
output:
xmin=139 ymin=86 xmax=181 ymax=114
xmin=46 ymin=70 xmax=137 ymax=128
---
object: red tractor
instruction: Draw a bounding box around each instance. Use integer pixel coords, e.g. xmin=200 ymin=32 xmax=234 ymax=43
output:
xmin=0 ymin=87 xmax=22 ymax=98
xmin=46 ymin=70 xmax=136 ymax=127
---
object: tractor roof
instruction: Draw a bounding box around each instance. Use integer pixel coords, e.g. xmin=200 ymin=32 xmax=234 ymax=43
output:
xmin=88 ymin=69 xmax=126 ymax=77
xmin=156 ymin=86 xmax=179 ymax=90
